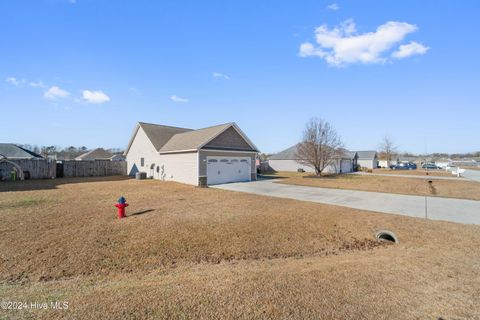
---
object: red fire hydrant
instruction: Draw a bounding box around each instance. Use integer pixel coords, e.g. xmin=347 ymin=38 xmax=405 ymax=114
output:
xmin=114 ymin=196 xmax=128 ymax=219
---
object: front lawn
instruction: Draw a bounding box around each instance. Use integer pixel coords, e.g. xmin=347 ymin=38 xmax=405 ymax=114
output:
xmin=273 ymin=172 xmax=480 ymax=201
xmin=1 ymin=177 xmax=479 ymax=319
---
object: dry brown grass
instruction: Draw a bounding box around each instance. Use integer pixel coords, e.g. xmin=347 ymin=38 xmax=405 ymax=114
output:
xmin=276 ymin=173 xmax=480 ymax=201
xmin=463 ymin=166 xmax=480 ymax=171
xmin=1 ymin=177 xmax=480 ymax=319
xmin=373 ymin=168 xmax=453 ymax=177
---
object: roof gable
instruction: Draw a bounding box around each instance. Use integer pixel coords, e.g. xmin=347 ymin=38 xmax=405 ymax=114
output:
xmin=202 ymin=126 xmax=257 ymax=152
xmin=124 ymin=122 xmax=193 ymax=155
xmin=269 ymin=145 xmax=356 ymax=160
xmin=268 ymin=144 xmax=300 ymax=160
xmin=126 ymin=122 xmax=258 ymax=154
xmin=0 ymin=143 xmax=43 ymax=159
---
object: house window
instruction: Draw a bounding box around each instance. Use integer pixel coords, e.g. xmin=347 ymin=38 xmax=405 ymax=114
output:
xmin=140 ymin=157 xmax=145 ymax=167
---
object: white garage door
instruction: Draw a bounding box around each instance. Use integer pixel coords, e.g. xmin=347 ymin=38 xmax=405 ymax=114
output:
xmin=207 ymin=156 xmax=251 ymax=185
xmin=340 ymin=160 xmax=352 ymax=173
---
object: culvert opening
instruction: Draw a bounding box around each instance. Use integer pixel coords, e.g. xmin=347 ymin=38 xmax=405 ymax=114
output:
xmin=375 ymin=230 xmax=399 ymax=244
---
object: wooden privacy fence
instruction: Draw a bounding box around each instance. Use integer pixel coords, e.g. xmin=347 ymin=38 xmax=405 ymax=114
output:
xmin=0 ymin=159 xmax=56 ymax=180
xmin=60 ymin=160 xmax=127 ymax=177
xmin=0 ymin=159 xmax=126 ymax=180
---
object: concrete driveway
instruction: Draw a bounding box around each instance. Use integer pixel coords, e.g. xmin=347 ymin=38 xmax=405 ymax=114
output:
xmin=464 ymin=169 xmax=480 ymax=182
xmin=212 ymin=180 xmax=480 ymax=225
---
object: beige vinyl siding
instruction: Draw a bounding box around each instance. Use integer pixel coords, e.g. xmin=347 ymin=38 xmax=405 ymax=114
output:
xmin=269 ymin=159 xmax=353 ymax=174
xmin=358 ymin=159 xmax=378 ymax=169
xmin=125 ymin=127 xmax=162 ymax=176
xmin=268 ymin=160 xmax=315 ymax=173
xmin=159 ymin=152 xmax=199 ymax=185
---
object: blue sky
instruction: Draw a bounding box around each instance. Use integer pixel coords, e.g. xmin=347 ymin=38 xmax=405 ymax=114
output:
xmin=1 ymin=0 xmax=479 ymax=154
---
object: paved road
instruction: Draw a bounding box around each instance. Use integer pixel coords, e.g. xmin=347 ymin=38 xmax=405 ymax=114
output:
xmin=464 ymin=169 xmax=480 ymax=182
xmin=213 ymin=180 xmax=480 ymax=225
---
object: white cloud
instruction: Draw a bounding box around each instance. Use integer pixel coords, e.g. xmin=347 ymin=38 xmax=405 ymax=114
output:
xmin=213 ymin=72 xmax=230 ymax=80
xmin=299 ymin=19 xmax=427 ymax=66
xmin=29 ymin=81 xmax=47 ymax=88
xmin=392 ymin=41 xmax=429 ymax=59
xmin=170 ymin=95 xmax=189 ymax=103
xmin=326 ymin=3 xmax=339 ymax=11
xmin=44 ymin=86 xmax=70 ymax=100
xmin=5 ymin=77 xmax=26 ymax=86
xmin=82 ymin=90 xmax=110 ymax=104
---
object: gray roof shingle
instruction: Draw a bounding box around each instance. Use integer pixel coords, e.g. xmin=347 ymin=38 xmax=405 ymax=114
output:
xmin=126 ymin=122 xmax=256 ymax=154
xmin=139 ymin=122 xmax=193 ymax=151
xmin=269 ymin=144 xmax=356 ymax=160
xmin=75 ymin=148 xmax=114 ymax=160
xmin=0 ymin=143 xmax=43 ymax=159
xmin=268 ymin=144 xmax=299 ymax=160
xmin=356 ymin=150 xmax=377 ymax=160
xmin=160 ymin=123 xmax=232 ymax=152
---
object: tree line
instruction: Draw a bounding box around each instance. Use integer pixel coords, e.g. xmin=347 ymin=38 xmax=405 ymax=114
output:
xmin=19 ymin=145 xmax=124 ymax=158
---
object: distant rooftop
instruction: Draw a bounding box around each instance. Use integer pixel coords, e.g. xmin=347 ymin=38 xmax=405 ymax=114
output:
xmin=76 ymin=148 xmax=114 ymax=160
xmin=0 ymin=143 xmax=43 ymax=159
xmin=356 ymin=150 xmax=377 ymax=160
xmin=269 ymin=144 xmax=357 ymax=160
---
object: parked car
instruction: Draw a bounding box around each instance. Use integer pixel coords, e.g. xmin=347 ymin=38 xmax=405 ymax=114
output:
xmin=390 ymin=162 xmax=416 ymax=170
xmin=407 ymin=163 xmax=417 ymax=170
xmin=422 ymin=163 xmax=441 ymax=170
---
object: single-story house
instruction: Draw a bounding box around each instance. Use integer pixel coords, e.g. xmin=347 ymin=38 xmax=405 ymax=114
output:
xmin=0 ymin=143 xmax=43 ymax=159
xmin=378 ymin=156 xmax=418 ymax=168
xmin=448 ymin=159 xmax=479 ymax=167
xmin=75 ymin=148 xmax=125 ymax=161
xmin=0 ymin=144 xmax=46 ymax=180
xmin=268 ymin=144 xmax=357 ymax=174
xmin=356 ymin=151 xmax=378 ymax=169
xmin=124 ymin=122 xmax=258 ymax=186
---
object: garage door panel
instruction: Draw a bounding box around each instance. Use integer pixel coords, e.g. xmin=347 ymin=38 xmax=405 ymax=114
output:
xmin=207 ymin=156 xmax=251 ymax=185
xmin=341 ymin=160 xmax=352 ymax=173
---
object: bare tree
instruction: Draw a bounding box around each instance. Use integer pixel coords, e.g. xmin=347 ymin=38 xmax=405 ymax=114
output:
xmin=41 ymin=145 xmax=57 ymax=157
xmin=379 ymin=136 xmax=397 ymax=165
xmin=295 ymin=118 xmax=343 ymax=175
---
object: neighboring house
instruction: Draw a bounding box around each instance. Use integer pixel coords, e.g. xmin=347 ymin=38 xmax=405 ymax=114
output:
xmin=356 ymin=151 xmax=378 ymax=169
xmin=75 ymin=148 xmax=125 ymax=161
xmin=0 ymin=144 xmax=45 ymax=180
xmin=433 ymin=158 xmax=451 ymax=169
xmin=124 ymin=122 xmax=258 ymax=186
xmin=54 ymin=151 xmax=82 ymax=161
xmin=378 ymin=160 xmax=389 ymax=168
xmin=449 ymin=159 xmax=479 ymax=167
xmin=378 ymin=156 xmax=417 ymax=168
xmin=268 ymin=144 xmax=357 ymax=174
xmin=0 ymin=143 xmax=43 ymax=159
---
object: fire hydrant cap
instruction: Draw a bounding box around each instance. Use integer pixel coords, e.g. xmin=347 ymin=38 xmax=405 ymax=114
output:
xmin=118 ymin=196 xmax=126 ymax=204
